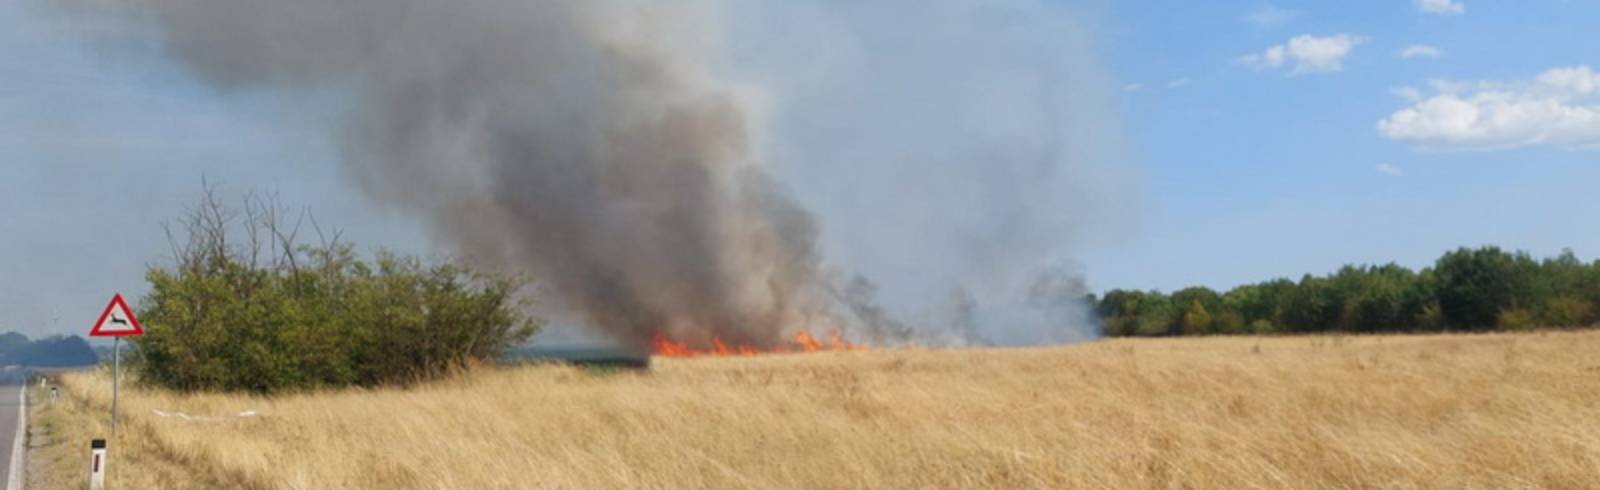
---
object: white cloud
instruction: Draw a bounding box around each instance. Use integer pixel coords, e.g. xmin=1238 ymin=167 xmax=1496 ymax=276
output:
xmin=1377 ymin=66 xmax=1600 ymax=150
xmin=1239 ymin=34 xmax=1367 ymax=75
xmin=1398 ymin=44 xmax=1443 ymax=59
xmin=1123 ymin=83 xmax=1142 ymax=93
xmin=1375 ymin=163 xmax=1405 ymax=176
xmin=1417 ymin=0 xmax=1465 ymax=15
xmin=1166 ymin=78 xmax=1191 ymax=89
xmin=1244 ymin=6 xmax=1300 ymax=27
xmin=1425 ymin=78 xmax=1481 ymax=95
xmin=1390 ymin=86 xmax=1424 ymax=102
xmin=1540 ymin=66 xmax=1600 ymax=94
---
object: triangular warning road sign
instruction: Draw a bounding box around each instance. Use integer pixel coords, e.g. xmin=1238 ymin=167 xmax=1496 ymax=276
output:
xmin=90 ymin=293 xmax=144 ymax=337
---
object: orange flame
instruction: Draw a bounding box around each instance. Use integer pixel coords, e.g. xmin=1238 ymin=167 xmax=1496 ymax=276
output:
xmin=794 ymin=330 xmax=823 ymax=352
xmin=652 ymin=330 xmax=866 ymax=357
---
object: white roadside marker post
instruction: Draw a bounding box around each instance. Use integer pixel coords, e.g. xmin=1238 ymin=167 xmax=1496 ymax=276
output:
xmin=89 ymin=439 xmax=107 ymax=490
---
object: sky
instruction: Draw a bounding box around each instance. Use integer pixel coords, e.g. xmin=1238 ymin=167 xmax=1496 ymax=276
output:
xmin=1084 ymin=0 xmax=1600 ymax=294
xmin=2 ymin=0 xmax=1598 ymax=338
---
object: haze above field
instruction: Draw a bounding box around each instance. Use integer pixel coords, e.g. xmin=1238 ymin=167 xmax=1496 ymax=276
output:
xmin=3 ymin=0 xmax=1598 ymax=339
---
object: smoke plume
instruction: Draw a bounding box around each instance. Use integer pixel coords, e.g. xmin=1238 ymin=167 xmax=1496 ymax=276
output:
xmin=55 ymin=0 xmax=1131 ymax=349
xmin=726 ymin=3 xmax=1132 ymax=345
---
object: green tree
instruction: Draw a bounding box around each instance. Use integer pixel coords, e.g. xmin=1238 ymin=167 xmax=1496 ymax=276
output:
xmin=1434 ymin=247 xmax=1527 ymax=330
xmin=1212 ymin=310 xmax=1247 ymax=334
xmin=1097 ymin=289 xmax=1153 ymax=336
xmin=1221 ymin=279 xmax=1292 ymax=330
xmin=1171 ymin=287 xmax=1221 ymax=313
xmin=1536 ymin=251 xmax=1596 ymax=327
xmin=1182 ymin=300 xmax=1214 ymax=335
xmin=1278 ymin=275 xmax=1339 ymax=332
xmin=1542 ymin=295 xmax=1595 ymax=327
xmin=1134 ymin=295 xmax=1177 ymax=336
xmin=1339 ymin=264 xmax=1418 ymax=332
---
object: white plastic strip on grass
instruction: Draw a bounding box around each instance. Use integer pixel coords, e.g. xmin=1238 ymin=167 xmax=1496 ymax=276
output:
xmin=151 ymin=409 xmax=259 ymax=422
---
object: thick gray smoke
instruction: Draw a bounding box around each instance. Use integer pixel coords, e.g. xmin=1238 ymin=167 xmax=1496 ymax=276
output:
xmin=726 ymin=3 xmax=1132 ymax=345
xmin=56 ymin=0 xmax=1130 ymax=349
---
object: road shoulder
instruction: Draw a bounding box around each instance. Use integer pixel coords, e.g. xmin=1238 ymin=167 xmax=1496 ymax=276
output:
xmin=6 ymin=380 xmax=22 ymax=490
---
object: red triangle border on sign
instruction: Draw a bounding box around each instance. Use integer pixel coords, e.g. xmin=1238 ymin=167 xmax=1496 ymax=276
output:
xmin=90 ymin=293 xmax=144 ymax=337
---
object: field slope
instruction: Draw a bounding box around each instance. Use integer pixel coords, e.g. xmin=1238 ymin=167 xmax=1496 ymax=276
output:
xmin=30 ymin=331 xmax=1600 ymax=489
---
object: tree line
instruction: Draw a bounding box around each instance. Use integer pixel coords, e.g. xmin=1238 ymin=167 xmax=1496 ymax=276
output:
xmin=0 ymin=332 xmax=98 ymax=367
xmin=1094 ymin=246 xmax=1600 ymax=336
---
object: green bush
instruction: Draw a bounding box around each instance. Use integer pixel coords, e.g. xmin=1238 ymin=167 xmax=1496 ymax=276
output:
xmin=1181 ymin=300 xmax=1213 ymax=335
xmin=1247 ymin=319 xmax=1277 ymax=335
xmin=1416 ymin=302 xmax=1446 ymax=331
xmin=1213 ymin=311 xmax=1246 ymax=335
xmin=1135 ymin=307 xmax=1176 ymax=336
xmin=1496 ymin=308 xmax=1537 ymax=331
xmin=131 ymin=188 xmax=539 ymax=393
xmin=1541 ymin=295 xmax=1595 ymax=328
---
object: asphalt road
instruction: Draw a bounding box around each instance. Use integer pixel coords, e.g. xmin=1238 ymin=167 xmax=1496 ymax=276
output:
xmin=0 ymin=368 xmax=25 ymax=490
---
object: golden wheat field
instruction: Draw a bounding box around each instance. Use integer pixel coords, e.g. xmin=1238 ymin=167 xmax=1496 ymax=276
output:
xmin=27 ymin=331 xmax=1600 ymax=489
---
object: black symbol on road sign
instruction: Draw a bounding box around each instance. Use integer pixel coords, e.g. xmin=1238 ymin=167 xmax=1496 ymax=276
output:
xmin=110 ymin=315 xmax=128 ymax=326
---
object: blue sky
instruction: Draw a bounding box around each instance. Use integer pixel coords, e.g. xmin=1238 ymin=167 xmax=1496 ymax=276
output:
xmin=2 ymin=0 xmax=1598 ymax=336
xmin=0 ymin=2 xmax=426 ymax=336
xmin=1082 ymin=0 xmax=1600 ymax=293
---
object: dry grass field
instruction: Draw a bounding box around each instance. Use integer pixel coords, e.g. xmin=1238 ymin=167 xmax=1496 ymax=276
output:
xmin=28 ymin=331 xmax=1600 ymax=489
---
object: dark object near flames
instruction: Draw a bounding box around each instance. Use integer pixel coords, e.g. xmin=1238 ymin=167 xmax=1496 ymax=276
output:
xmin=503 ymin=345 xmax=651 ymax=369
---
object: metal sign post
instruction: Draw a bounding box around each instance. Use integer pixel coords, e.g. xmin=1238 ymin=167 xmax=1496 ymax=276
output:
xmin=111 ymin=337 xmax=120 ymax=435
